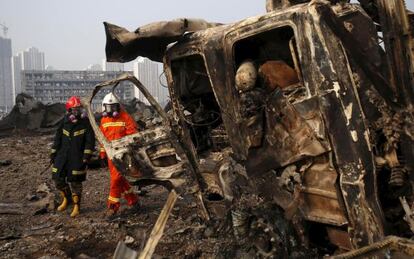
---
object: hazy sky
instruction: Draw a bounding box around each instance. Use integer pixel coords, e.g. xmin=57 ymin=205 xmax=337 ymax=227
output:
xmin=1 ymin=1 xmax=413 ymax=70
xmin=0 ymin=0 xmax=264 ymax=70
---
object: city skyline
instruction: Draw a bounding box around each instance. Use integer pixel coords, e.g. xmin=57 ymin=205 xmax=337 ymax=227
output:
xmin=0 ymin=34 xmax=167 ymax=109
xmin=1 ymin=37 xmax=167 ymax=110
xmin=0 ymin=1 xmax=266 ymax=70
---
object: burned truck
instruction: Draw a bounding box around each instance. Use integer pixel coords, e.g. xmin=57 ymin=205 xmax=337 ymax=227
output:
xmin=86 ymin=0 xmax=414 ymax=257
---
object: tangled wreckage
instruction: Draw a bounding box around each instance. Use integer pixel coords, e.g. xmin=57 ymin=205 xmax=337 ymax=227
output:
xmin=85 ymin=0 xmax=414 ymax=257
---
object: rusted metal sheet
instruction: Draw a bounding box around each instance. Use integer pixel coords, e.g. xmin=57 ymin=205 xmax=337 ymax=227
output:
xmin=376 ymin=0 xmax=414 ymax=106
xmin=300 ymin=155 xmax=348 ymax=226
xmin=246 ymin=90 xmax=329 ymax=174
xmin=326 ymin=227 xmax=353 ymax=251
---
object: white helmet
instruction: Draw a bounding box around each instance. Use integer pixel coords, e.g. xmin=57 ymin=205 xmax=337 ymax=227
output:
xmin=235 ymin=60 xmax=257 ymax=92
xmin=102 ymin=92 xmax=120 ymax=113
xmin=102 ymin=92 xmax=120 ymax=105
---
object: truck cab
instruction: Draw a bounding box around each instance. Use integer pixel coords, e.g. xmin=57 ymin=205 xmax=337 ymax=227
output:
xmin=99 ymin=1 xmax=414 ymax=256
xmin=163 ymin=2 xmax=413 ymax=253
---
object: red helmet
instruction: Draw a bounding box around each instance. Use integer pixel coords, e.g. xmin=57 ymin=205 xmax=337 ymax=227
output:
xmin=65 ymin=96 xmax=82 ymax=111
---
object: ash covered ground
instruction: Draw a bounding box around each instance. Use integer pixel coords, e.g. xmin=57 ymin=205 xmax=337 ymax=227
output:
xmin=0 ymin=133 xmax=232 ymax=258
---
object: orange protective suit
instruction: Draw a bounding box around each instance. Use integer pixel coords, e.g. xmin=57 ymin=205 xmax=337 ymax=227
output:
xmin=100 ymin=110 xmax=139 ymax=212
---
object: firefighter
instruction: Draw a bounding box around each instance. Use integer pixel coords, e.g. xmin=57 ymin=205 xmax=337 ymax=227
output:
xmin=99 ymin=93 xmax=139 ymax=216
xmin=50 ymin=96 xmax=95 ymax=217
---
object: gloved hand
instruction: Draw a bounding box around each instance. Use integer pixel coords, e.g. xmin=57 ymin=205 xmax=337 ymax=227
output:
xmin=50 ymin=153 xmax=56 ymax=165
xmin=100 ymin=158 xmax=108 ymax=168
xmin=82 ymin=154 xmax=91 ymax=164
xmin=82 ymin=154 xmax=92 ymax=169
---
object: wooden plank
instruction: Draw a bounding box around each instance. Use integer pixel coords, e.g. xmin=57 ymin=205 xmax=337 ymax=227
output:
xmin=0 ymin=203 xmax=24 ymax=215
xmin=138 ymin=190 xmax=178 ymax=259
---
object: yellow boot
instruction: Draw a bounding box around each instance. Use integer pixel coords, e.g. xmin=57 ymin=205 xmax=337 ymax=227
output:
xmin=70 ymin=194 xmax=80 ymax=217
xmin=57 ymin=191 xmax=68 ymax=212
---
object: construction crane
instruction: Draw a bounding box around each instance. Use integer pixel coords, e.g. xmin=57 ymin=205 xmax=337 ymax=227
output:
xmin=0 ymin=23 xmax=8 ymax=37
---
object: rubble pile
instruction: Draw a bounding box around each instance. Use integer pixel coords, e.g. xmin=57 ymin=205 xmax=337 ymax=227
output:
xmin=0 ymin=94 xmax=66 ymax=137
xmin=0 ymin=94 xmax=162 ymax=138
xmin=122 ymin=98 xmax=161 ymax=129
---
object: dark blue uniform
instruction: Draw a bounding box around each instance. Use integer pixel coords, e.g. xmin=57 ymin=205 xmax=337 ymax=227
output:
xmin=51 ymin=115 xmax=95 ymax=183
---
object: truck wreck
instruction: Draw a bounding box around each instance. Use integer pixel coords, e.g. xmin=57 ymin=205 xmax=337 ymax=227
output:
xmin=88 ymin=0 xmax=414 ymax=257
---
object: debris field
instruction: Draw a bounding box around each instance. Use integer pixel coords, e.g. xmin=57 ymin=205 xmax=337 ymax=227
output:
xmin=0 ymin=133 xmax=236 ymax=258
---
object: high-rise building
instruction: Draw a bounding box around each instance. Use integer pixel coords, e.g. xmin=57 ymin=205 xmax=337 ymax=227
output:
xmin=21 ymin=70 xmax=134 ymax=110
xmin=0 ymin=36 xmax=13 ymax=112
xmin=87 ymin=64 xmax=102 ymax=71
xmin=157 ymin=63 xmax=169 ymax=106
xmin=102 ymin=59 xmax=124 ymax=71
xmin=21 ymin=47 xmax=45 ymax=71
xmin=133 ymin=57 xmax=168 ymax=105
xmin=11 ymin=47 xmax=46 ymax=103
xmin=11 ymin=55 xmax=22 ymax=104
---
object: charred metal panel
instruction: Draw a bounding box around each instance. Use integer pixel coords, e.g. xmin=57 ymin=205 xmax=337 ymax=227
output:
xmin=334 ymin=3 xmax=383 ymax=69
xmin=294 ymin=10 xmax=335 ymax=97
xmin=254 ymin=170 xmax=294 ymax=211
xmin=104 ymin=19 xmax=221 ymax=63
xmin=326 ymin=227 xmax=353 ymax=251
xmin=266 ymin=0 xmax=310 ymax=12
xmin=337 ymin=7 xmax=387 ymax=125
xmin=300 ymin=155 xmax=348 ymax=226
xmin=305 ymin=3 xmax=386 ymax=248
xmin=376 ymin=0 xmax=414 ymax=106
xmin=246 ymin=91 xmax=329 ymax=174
xmin=410 ymin=12 xmax=414 ymax=36
xmin=116 ymin=127 xmax=188 ymax=187
xmin=316 ymin=4 xmax=397 ymax=108
xmin=319 ymin=90 xmax=385 ymax=248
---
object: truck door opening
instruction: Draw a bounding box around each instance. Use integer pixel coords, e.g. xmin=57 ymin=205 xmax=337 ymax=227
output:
xmin=171 ymin=55 xmax=227 ymax=154
xmin=232 ymin=25 xmax=308 ymax=149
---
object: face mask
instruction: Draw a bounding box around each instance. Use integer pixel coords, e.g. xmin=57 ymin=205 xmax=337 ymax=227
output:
xmin=68 ymin=114 xmax=78 ymax=123
xmin=102 ymin=111 xmax=120 ymax=118
xmin=103 ymin=104 xmax=120 ymax=117
xmin=68 ymin=107 xmax=87 ymax=123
